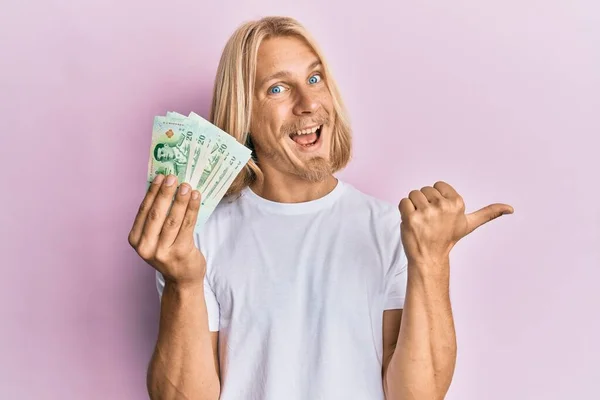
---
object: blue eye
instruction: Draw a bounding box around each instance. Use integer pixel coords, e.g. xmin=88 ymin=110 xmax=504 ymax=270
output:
xmin=308 ymin=74 xmax=321 ymax=84
xmin=269 ymin=85 xmax=285 ymax=94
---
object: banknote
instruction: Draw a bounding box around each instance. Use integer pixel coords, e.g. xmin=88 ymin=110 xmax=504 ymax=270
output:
xmin=201 ymin=142 xmax=250 ymax=204
xmin=147 ymin=116 xmax=198 ymax=185
xmin=166 ymin=111 xmax=198 ymax=183
xmin=187 ymin=112 xmax=224 ymax=190
xmin=148 ymin=111 xmax=252 ymax=231
xmin=193 ymin=151 xmax=249 ymax=229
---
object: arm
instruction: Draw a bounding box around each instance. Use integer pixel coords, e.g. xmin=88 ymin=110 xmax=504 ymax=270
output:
xmin=127 ymin=174 xmax=222 ymax=400
xmin=382 ymin=261 xmax=457 ymax=400
xmin=148 ymin=280 xmax=220 ymax=400
xmin=386 ymin=180 xmax=513 ymax=399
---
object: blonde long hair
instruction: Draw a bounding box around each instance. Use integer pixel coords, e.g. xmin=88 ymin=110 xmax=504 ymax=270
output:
xmin=209 ymin=16 xmax=352 ymax=197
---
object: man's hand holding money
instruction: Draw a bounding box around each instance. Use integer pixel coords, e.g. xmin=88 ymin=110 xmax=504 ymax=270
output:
xmin=128 ymin=174 xmax=206 ymax=288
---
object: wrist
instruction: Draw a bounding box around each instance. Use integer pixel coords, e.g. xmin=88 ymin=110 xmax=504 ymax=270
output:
xmin=408 ymin=257 xmax=450 ymax=280
xmin=164 ymin=276 xmax=205 ymax=294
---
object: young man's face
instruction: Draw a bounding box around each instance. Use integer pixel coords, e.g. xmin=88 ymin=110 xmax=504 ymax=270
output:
xmin=250 ymin=35 xmax=334 ymax=182
xmin=156 ymin=145 xmax=175 ymax=161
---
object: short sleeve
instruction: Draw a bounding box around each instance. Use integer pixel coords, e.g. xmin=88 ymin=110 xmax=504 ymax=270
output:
xmin=383 ymin=242 xmax=408 ymax=310
xmin=155 ymin=270 xmax=221 ymax=332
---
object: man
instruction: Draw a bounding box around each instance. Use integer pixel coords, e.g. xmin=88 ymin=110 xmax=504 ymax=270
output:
xmin=128 ymin=16 xmax=513 ymax=400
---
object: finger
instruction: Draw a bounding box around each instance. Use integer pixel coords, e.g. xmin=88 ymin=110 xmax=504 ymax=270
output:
xmin=465 ymin=203 xmax=514 ymax=234
xmin=139 ymin=174 xmax=180 ymax=249
xmin=174 ymin=190 xmax=201 ymax=245
xmin=408 ymin=189 xmax=429 ymax=209
xmin=158 ymin=183 xmax=193 ymax=247
xmin=399 ymin=197 xmax=416 ymax=217
xmin=420 ymin=186 xmax=444 ymax=203
xmin=128 ymin=174 xmax=165 ymax=247
xmin=433 ymin=181 xmax=459 ymax=200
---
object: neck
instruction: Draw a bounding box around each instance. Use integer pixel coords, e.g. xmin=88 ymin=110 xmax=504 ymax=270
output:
xmin=250 ymin=166 xmax=338 ymax=203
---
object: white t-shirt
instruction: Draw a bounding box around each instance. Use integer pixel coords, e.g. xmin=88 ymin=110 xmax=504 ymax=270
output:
xmin=156 ymin=179 xmax=408 ymax=400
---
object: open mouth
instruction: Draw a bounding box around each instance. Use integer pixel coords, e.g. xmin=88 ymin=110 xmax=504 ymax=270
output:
xmin=289 ymin=125 xmax=322 ymax=147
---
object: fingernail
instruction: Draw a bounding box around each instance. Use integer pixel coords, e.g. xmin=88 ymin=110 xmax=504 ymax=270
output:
xmin=165 ymin=175 xmax=176 ymax=186
xmin=192 ymin=191 xmax=199 ymax=200
xmin=153 ymin=174 xmax=164 ymax=184
xmin=179 ymin=185 xmax=190 ymax=196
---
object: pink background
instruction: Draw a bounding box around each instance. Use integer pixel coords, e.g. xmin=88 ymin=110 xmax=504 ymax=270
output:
xmin=1 ymin=0 xmax=598 ymax=399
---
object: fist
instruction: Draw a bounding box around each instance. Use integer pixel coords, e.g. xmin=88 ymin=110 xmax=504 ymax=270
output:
xmin=128 ymin=174 xmax=206 ymax=288
xmin=399 ymin=181 xmax=514 ymax=266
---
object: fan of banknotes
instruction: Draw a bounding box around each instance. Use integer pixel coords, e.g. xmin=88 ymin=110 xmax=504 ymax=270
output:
xmin=147 ymin=111 xmax=252 ymax=231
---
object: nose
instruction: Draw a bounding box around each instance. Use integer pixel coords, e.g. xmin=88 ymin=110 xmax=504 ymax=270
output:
xmin=292 ymin=88 xmax=320 ymax=116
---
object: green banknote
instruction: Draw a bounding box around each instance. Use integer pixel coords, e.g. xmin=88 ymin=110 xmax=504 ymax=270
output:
xmin=193 ymin=154 xmax=250 ymax=230
xmin=201 ymin=143 xmax=250 ymax=203
xmin=147 ymin=116 xmax=198 ymax=185
xmin=190 ymin=114 xmax=251 ymax=193
xmin=166 ymin=111 xmax=200 ymax=183
xmin=187 ymin=112 xmax=221 ymax=189
xmin=148 ymin=111 xmax=252 ymax=232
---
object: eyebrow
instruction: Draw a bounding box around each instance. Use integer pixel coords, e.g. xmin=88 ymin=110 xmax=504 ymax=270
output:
xmin=258 ymin=60 xmax=322 ymax=88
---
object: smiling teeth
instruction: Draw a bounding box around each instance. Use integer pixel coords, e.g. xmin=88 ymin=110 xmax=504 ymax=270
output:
xmin=295 ymin=126 xmax=320 ymax=135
